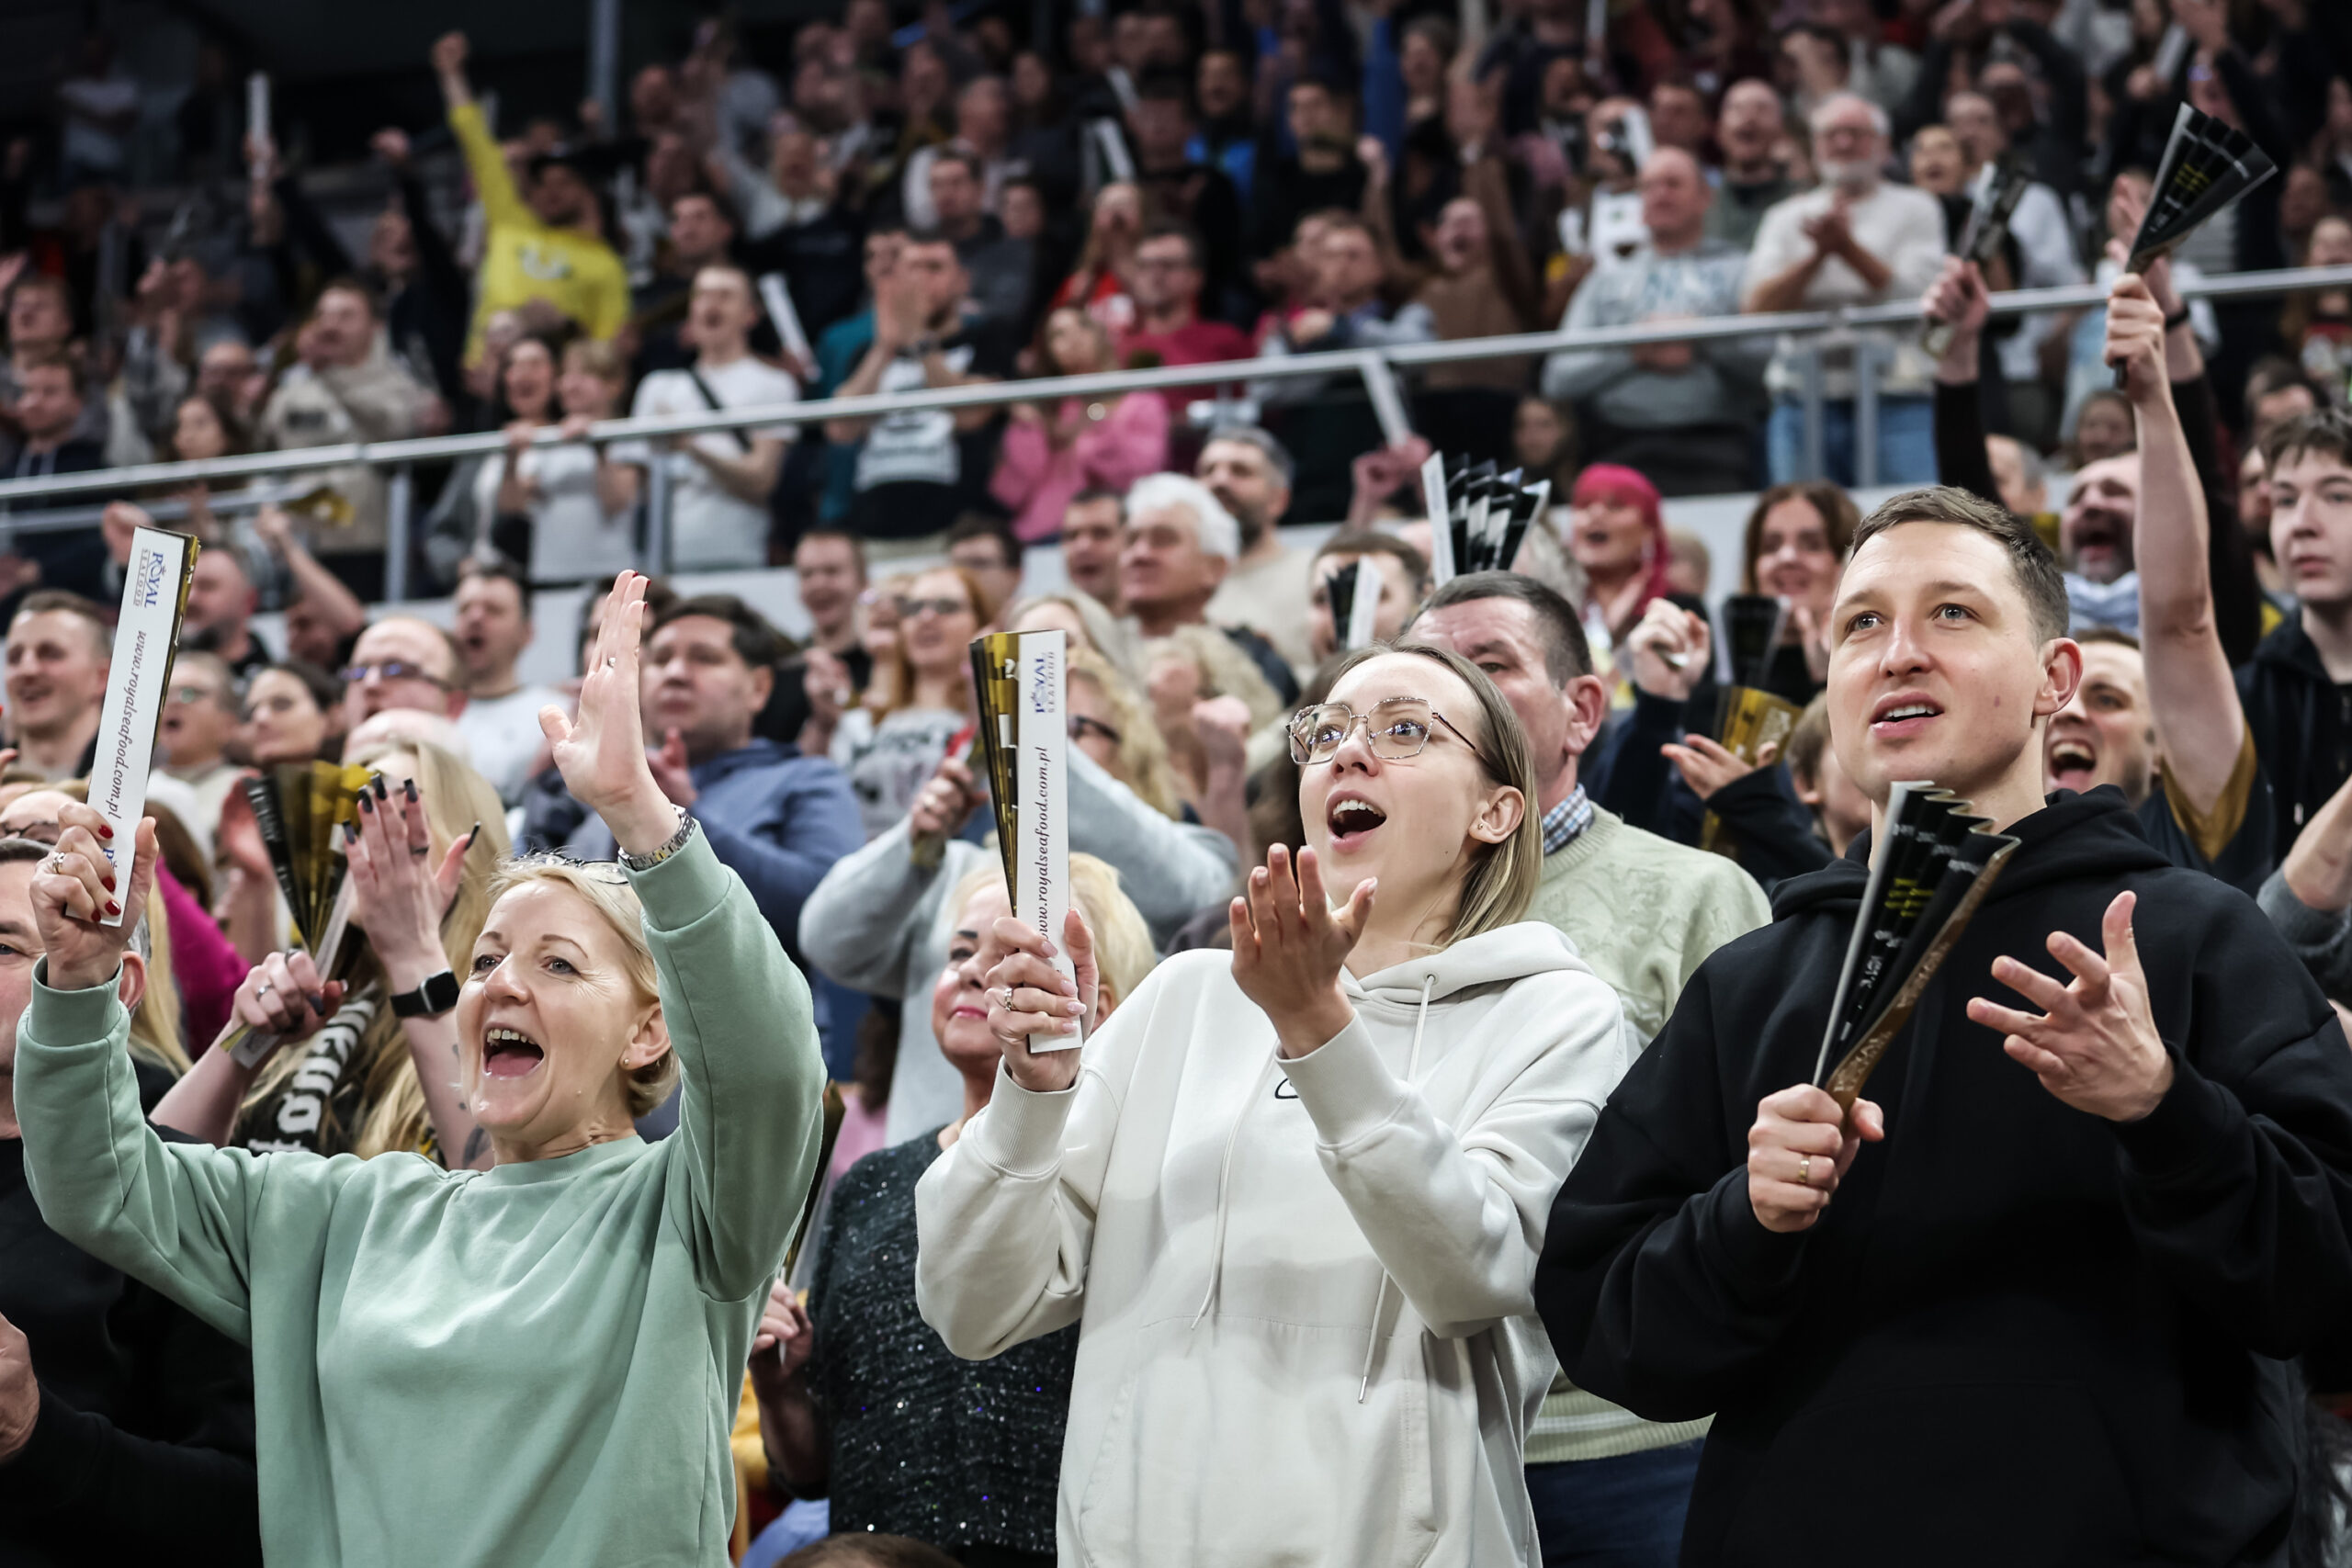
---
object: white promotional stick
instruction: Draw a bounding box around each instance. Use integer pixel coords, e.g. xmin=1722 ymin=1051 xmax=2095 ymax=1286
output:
xmin=1090 ymin=118 xmax=1136 ymax=184
xmin=1014 ymin=629 xmax=1080 ymax=1051
xmin=757 ymin=272 xmax=814 ymax=371
xmin=1420 ymin=452 xmax=1454 ymax=585
xmin=93 ymin=528 xmax=197 ymax=923
xmin=1345 ymin=561 xmax=1383 ymax=649
xmin=246 ymin=73 xmax=271 ymax=182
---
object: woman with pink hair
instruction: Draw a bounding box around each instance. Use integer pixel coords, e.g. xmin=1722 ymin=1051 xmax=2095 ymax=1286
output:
xmin=1565 ymin=464 xmax=1672 ymax=659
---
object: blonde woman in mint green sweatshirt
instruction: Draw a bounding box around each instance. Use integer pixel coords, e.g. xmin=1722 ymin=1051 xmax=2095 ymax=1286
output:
xmin=13 ymin=572 xmax=827 ymax=1568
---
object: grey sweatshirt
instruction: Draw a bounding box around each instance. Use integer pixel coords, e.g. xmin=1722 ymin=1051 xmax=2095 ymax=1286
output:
xmin=2258 ymin=869 xmax=2352 ymax=1002
xmin=799 ymin=749 xmax=1238 ymax=1145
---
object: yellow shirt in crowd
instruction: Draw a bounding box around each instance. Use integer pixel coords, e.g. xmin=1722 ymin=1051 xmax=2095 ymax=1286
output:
xmin=448 ymin=100 xmax=629 ymax=363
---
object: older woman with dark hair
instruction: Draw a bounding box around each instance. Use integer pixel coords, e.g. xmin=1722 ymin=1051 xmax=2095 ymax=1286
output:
xmin=13 ymin=573 xmax=826 ymax=1565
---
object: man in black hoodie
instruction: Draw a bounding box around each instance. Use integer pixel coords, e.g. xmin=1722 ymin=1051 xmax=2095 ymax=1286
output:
xmin=2243 ymin=407 xmax=2352 ymax=866
xmin=1536 ymin=479 xmax=2352 ymax=1567
xmin=0 ymin=838 xmax=260 ymax=1564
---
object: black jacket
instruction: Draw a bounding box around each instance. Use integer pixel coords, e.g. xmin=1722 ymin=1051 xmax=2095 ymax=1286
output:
xmin=2240 ymin=618 xmax=2352 ymax=869
xmin=1536 ymin=789 xmax=2352 ymax=1568
xmin=0 ymin=1092 xmax=259 ymax=1566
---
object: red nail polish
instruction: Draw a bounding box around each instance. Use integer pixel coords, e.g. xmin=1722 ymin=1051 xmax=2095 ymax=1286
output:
xmin=105 ymin=899 xmax=119 ymax=916
xmin=97 ymin=823 xmax=113 ymax=840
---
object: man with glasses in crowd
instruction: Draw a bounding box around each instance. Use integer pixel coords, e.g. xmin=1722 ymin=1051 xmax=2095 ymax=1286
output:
xmin=156 ymin=650 xmax=245 ymax=838
xmin=339 ymin=616 xmax=469 ymax=733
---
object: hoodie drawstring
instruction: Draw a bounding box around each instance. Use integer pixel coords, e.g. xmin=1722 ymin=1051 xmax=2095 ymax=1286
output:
xmin=1192 ymin=1051 xmax=1282 ymax=1331
xmin=1357 ymin=974 xmax=1435 ymax=1404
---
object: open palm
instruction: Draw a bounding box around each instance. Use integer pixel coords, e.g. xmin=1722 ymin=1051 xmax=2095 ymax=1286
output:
xmin=544 ymin=573 xmax=654 ymax=816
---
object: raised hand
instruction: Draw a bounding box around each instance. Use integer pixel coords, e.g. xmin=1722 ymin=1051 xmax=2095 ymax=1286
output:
xmin=1625 ymin=598 xmax=1709 ymax=702
xmin=1231 ymin=844 xmax=1373 ymax=1060
xmin=1967 ymin=891 xmax=2173 ymax=1122
xmin=31 ymin=804 xmax=158 ymax=994
xmin=909 ymin=752 xmax=981 ymax=842
xmin=983 ymin=909 xmax=1097 ymax=1094
xmin=539 ymin=571 xmax=678 ymax=857
xmin=1747 ymin=1084 xmax=1886 ymax=1233
xmin=345 ymin=774 xmax=476 ymax=990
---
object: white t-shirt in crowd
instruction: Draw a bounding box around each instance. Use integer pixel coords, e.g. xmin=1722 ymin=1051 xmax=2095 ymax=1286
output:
xmin=630 ymin=355 xmax=802 ymax=570
xmin=472 ymin=437 xmax=652 ymax=585
xmin=1742 ymin=180 xmax=1948 ymax=398
xmin=456 ymin=683 xmax=566 ymax=807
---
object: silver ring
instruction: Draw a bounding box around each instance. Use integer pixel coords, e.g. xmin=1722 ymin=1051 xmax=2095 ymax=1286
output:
xmin=256 ymin=980 xmax=273 ymax=999
xmin=409 ymin=846 xmax=431 ymax=857
xmin=605 ymin=656 xmax=616 ymax=668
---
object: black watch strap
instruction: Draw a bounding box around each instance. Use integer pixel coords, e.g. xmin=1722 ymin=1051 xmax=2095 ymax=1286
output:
xmin=390 ymin=970 xmax=460 ymax=1019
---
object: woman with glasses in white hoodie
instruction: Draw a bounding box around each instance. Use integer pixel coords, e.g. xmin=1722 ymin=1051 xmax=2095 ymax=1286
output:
xmin=914 ymin=642 xmax=1633 ymax=1568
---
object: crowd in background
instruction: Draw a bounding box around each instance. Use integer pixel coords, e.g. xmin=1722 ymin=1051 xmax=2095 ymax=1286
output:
xmin=3 ymin=1 xmax=2352 ymax=1565
xmin=2 ymin=0 xmax=2351 ymax=597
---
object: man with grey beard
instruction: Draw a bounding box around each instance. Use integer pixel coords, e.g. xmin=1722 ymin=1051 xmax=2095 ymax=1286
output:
xmin=1741 ymin=92 xmax=1946 ymax=487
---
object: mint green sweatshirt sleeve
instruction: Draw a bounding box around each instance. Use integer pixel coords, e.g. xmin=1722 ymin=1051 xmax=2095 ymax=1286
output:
xmin=633 ymin=826 xmax=829 ymax=1301
xmin=17 ymin=966 xmax=348 ymax=1345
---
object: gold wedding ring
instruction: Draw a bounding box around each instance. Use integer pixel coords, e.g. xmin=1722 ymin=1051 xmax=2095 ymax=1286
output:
xmin=1797 ymin=1155 xmax=1813 ymax=1187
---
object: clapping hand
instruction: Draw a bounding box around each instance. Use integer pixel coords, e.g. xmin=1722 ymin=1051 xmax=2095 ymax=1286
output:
xmin=30 ymin=804 xmax=158 ymax=994
xmin=539 ymin=572 xmax=680 ymax=858
xmin=983 ymin=910 xmax=1098 ymax=1094
xmin=1966 ymin=891 xmax=2174 ymax=1122
xmin=1231 ymin=844 xmax=1373 ymax=1060
xmin=345 ymin=773 xmax=476 ymax=990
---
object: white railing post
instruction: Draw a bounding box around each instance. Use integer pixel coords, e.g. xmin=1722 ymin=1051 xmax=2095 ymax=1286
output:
xmin=385 ymin=464 xmax=413 ymax=603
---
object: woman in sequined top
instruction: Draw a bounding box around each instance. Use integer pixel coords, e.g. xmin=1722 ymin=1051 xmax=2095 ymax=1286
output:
xmin=747 ymin=857 xmax=1154 ymax=1563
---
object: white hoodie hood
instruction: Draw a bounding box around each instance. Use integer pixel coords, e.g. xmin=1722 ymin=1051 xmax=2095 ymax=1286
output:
xmin=916 ymin=922 xmax=1632 ymax=1568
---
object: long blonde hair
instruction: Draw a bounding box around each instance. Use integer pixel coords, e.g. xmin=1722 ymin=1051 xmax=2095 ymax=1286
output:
xmin=1069 ymin=647 xmax=1182 ymax=819
xmin=242 ymin=741 xmax=512 ymax=1160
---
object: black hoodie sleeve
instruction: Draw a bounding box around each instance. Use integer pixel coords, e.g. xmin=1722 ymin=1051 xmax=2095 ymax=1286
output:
xmin=1536 ymin=964 xmax=1817 ymax=1422
xmin=1933 ymin=379 xmax=2003 ymax=509
xmin=2105 ymin=897 xmax=2352 ymax=1359
xmin=1703 ymin=765 xmax=1838 ymax=890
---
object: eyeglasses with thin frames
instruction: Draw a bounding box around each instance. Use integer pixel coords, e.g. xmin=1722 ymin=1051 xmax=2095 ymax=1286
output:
xmin=338 ymin=660 xmax=455 ymax=691
xmin=1287 ymin=698 xmax=1472 ymax=766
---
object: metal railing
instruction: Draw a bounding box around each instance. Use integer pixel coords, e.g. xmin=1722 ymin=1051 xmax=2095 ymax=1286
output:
xmin=3 ymin=264 xmax=2345 ymax=600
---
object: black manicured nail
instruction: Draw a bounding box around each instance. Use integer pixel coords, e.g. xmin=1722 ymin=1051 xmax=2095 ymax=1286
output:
xmin=373 ymin=776 xmax=389 ymax=801
xmin=403 ymin=778 xmax=418 ymax=805
xmin=343 ymin=821 xmax=357 ymax=844
xmin=466 ymin=821 xmax=482 ymax=851
xmin=359 ymin=793 xmax=374 ymax=813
